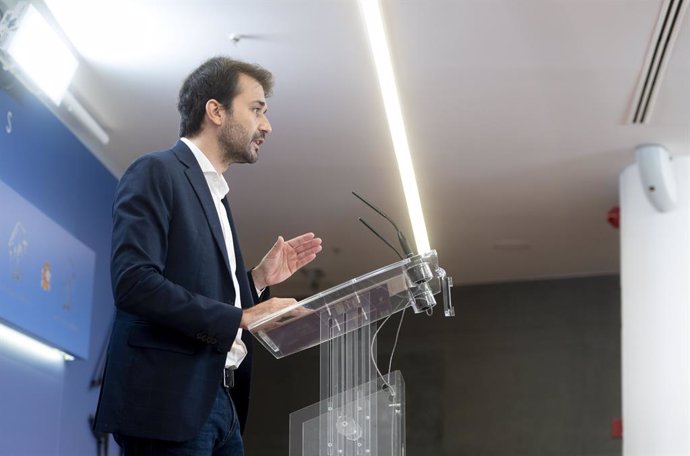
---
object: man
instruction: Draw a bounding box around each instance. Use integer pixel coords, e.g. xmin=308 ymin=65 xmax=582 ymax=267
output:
xmin=94 ymin=57 xmax=322 ymax=455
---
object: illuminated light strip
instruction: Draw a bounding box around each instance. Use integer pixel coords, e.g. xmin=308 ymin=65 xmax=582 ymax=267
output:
xmin=0 ymin=322 xmax=74 ymax=362
xmin=358 ymin=0 xmax=430 ymax=254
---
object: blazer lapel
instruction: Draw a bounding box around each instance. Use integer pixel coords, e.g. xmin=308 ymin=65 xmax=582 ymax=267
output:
xmin=173 ymin=141 xmax=232 ymax=278
xmin=223 ymin=196 xmax=254 ymax=309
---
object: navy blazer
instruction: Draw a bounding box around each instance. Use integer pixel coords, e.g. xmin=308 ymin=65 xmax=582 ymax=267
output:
xmin=94 ymin=140 xmax=263 ymax=441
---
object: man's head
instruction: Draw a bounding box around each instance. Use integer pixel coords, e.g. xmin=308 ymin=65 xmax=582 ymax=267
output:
xmin=178 ymin=57 xmax=273 ymax=165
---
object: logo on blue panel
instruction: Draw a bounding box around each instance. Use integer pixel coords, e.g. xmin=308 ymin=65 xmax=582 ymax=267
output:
xmin=8 ymin=221 xmax=27 ymax=281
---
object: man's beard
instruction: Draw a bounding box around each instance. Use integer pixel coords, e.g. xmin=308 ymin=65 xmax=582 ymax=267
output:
xmin=219 ymin=119 xmax=259 ymax=165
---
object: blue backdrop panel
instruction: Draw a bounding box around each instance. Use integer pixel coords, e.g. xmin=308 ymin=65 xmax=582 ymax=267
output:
xmin=0 ymin=74 xmax=117 ymax=454
xmin=0 ymin=178 xmax=95 ymax=358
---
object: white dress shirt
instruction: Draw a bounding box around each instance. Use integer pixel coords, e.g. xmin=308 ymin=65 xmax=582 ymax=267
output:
xmin=181 ymin=137 xmax=247 ymax=369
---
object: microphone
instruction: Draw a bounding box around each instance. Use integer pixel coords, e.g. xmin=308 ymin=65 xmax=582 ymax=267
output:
xmin=353 ymin=191 xmax=435 ymax=314
xmin=358 ymin=217 xmax=404 ymax=260
xmin=352 ymin=192 xmax=416 ymax=258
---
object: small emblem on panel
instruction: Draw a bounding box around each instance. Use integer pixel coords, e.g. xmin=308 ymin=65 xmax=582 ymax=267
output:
xmin=41 ymin=261 xmax=51 ymax=291
xmin=8 ymin=221 xmax=28 ymax=281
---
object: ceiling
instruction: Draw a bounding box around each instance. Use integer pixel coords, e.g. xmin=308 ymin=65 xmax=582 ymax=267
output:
xmin=12 ymin=0 xmax=690 ymax=296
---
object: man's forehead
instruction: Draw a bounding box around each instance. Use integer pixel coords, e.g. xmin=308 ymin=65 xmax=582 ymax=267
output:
xmin=236 ymin=73 xmax=266 ymax=99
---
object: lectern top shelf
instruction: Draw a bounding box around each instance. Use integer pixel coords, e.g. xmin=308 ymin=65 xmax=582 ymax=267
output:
xmin=248 ymin=250 xmax=444 ymax=359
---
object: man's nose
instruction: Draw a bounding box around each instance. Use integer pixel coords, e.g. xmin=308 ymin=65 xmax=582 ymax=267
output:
xmin=260 ymin=116 xmax=272 ymax=134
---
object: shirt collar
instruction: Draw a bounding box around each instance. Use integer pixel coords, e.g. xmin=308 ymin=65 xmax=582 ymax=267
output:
xmin=181 ymin=137 xmax=229 ymax=200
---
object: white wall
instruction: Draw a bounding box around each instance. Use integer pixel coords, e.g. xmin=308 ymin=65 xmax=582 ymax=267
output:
xmin=620 ymin=155 xmax=690 ymax=456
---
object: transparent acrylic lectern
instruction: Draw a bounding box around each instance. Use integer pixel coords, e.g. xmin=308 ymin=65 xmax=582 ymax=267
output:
xmin=248 ymin=250 xmax=453 ymax=456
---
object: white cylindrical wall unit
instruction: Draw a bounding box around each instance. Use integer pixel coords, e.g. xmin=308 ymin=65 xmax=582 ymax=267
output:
xmin=620 ymin=155 xmax=689 ymax=456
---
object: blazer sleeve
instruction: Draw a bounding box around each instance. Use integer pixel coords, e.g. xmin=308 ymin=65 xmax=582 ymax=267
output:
xmin=246 ymin=269 xmax=270 ymax=304
xmin=110 ymin=154 xmax=241 ymax=351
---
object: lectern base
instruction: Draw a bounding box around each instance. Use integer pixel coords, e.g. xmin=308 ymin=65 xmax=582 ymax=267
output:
xmin=289 ymin=371 xmax=405 ymax=456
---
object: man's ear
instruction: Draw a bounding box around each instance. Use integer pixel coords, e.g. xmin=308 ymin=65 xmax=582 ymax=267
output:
xmin=205 ymin=99 xmax=224 ymax=127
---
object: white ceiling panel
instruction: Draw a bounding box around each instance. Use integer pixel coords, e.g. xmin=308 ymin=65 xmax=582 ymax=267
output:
xmin=12 ymin=0 xmax=688 ymax=295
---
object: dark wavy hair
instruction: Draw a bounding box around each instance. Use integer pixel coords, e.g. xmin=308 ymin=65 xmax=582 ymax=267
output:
xmin=177 ymin=57 xmax=273 ymax=137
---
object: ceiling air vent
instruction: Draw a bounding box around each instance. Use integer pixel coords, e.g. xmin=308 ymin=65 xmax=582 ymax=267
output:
xmin=629 ymin=0 xmax=688 ymax=124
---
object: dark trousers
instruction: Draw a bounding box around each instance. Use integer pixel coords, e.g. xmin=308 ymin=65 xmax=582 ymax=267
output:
xmin=114 ymin=386 xmax=243 ymax=456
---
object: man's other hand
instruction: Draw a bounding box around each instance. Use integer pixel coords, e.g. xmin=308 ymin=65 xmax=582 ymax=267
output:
xmin=239 ymin=297 xmax=302 ymax=329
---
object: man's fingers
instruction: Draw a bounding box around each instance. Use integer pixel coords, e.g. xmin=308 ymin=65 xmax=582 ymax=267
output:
xmin=266 ymin=297 xmax=297 ymax=310
xmin=295 ymin=253 xmax=317 ymax=270
xmin=296 ymin=243 xmax=322 ymax=257
xmin=292 ymin=237 xmax=322 ymax=254
xmin=287 ymin=232 xmax=319 ymax=247
xmin=241 ymin=297 xmax=297 ymax=329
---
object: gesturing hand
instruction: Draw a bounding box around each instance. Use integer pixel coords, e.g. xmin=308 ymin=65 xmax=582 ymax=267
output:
xmin=251 ymin=232 xmax=322 ymax=290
